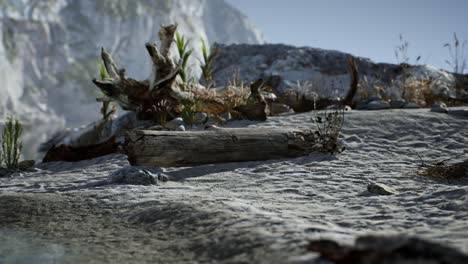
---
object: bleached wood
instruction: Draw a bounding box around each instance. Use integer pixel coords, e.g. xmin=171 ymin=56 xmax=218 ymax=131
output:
xmin=125 ymin=127 xmax=318 ymax=167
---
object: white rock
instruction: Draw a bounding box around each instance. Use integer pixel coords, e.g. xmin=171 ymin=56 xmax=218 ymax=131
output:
xmin=165 ymin=118 xmax=185 ymax=130
xmin=431 ymin=103 xmax=449 ymax=113
xmin=367 ymin=183 xmax=398 ymax=195
xmin=176 ymin=125 xmax=186 ymax=131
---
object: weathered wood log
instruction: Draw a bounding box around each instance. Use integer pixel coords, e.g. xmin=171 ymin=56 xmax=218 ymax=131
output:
xmin=125 ymin=127 xmax=319 ymax=167
xmin=43 ymin=136 xmax=120 ymax=162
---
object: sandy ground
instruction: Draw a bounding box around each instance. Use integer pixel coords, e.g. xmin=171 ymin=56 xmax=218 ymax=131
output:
xmin=0 ymin=108 xmax=467 ymax=263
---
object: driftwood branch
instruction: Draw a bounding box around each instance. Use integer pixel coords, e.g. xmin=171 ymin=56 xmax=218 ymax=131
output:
xmin=92 ymin=24 xmax=184 ymax=119
xmin=343 ymin=56 xmax=359 ymax=106
xmin=235 ymin=79 xmax=268 ymax=121
xmin=125 ymin=127 xmax=319 ymax=167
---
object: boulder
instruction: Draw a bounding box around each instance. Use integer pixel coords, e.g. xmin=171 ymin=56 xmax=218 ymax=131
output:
xmin=108 ymin=167 xmax=159 ymax=186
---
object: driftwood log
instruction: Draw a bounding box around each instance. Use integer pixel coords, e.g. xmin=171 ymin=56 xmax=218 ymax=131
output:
xmin=93 ymin=24 xmax=182 ymax=118
xmin=43 ymin=136 xmax=120 ymax=162
xmin=125 ymin=127 xmax=319 ymax=167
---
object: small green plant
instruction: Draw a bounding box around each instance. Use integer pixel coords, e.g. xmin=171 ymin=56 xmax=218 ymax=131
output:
xmin=444 ymin=32 xmax=466 ymax=74
xmin=200 ymin=38 xmax=219 ymax=89
xmin=1 ymin=116 xmax=23 ymax=170
xmin=175 ymin=32 xmax=194 ymax=83
xmin=98 ymin=61 xmax=116 ymax=120
xmin=180 ymin=99 xmax=199 ymax=126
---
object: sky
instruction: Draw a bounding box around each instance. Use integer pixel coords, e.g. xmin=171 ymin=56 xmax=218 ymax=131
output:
xmin=226 ymin=0 xmax=468 ymax=73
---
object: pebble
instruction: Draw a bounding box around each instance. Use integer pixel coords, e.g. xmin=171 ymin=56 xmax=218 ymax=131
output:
xmin=367 ymin=182 xmax=398 ymax=195
xmin=430 ymin=103 xmax=448 ymax=113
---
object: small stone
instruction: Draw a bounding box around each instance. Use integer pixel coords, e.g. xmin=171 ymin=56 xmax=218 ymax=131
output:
xmin=165 ymin=117 xmax=184 ymax=130
xmin=326 ymin=104 xmax=352 ymax=112
xmin=390 ymin=99 xmax=406 ymax=109
xmin=158 ymin=174 xmax=169 ymax=182
xmin=367 ymin=183 xmax=398 ymax=195
xmin=109 ymin=166 xmax=158 ymax=185
xmin=403 ymin=102 xmax=421 ymax=109
xmin=18 ymin=160 xmax=36 ymax=171
xmin=431 ymin=103 xmax=448 ymax=113
xmin=367 ymin=100 xmax=390 ymax=110
xmin=175 ymin=124 xmax=186 ymax=131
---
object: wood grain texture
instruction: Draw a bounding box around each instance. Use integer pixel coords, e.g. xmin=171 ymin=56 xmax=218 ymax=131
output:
xmin=125 ymin=127 xmax=318 ymax=167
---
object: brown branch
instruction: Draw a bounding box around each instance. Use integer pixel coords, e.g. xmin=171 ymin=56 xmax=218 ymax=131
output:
xmin=343 ymin=56 xmax=359 ymax=106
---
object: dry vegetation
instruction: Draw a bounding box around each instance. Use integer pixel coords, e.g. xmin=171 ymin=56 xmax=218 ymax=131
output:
xmin=417 ymin=156 xmax=468 ymax=181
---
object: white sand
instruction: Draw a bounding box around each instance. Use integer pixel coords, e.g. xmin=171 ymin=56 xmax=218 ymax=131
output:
xmin=1 ymin=108 xmax=467 ymax=263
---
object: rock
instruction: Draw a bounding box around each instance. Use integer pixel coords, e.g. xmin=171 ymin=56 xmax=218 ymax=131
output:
xmin=431 ymin=103 xmax=449 ymax=113
xmin=367 ymin=182 xmax=398 ymax=195
xmin=326 ymin=104 xmax=352 ymax=111
xmin=390 ymin=99 xmax=406 ymax=108
xmin=108 ymin=167 xmax=158 ymax=186
xmin=158 ymin=174 xmax=170 ymax=182
xmin=308 ymin=235 xmax=468 ymax=264
xmin=165 ymin=118 xmax=185 ymax=131
xmin=0 ymin=168 xmax=11 ymax=177
xmin=175 ymin=125 xmax=186 ymax=131
xmin=403 ymin=102 xmax=421 ymax=109
xmin=18 ymin=160 xmax=36 ymax=171
xmin=367 ymin=100 xmax=390 ymax=110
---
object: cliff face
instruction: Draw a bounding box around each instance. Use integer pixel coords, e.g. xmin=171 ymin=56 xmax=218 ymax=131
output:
xmin=0 ymin=0 xmax=264 ymax=158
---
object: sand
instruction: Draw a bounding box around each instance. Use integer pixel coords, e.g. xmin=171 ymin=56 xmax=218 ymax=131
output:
xmin=1 ymin=108 xmax=467 ymax=263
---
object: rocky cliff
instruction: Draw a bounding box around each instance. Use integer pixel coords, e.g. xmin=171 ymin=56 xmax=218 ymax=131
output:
xmin=0 ymin=0 xmax=264 ymax=159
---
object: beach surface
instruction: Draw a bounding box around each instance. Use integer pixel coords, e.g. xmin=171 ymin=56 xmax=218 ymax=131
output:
xmin=1 ymin=108 xmax=467 ymax=263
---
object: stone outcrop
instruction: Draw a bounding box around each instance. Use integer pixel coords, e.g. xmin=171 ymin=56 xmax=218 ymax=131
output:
xmin=209 ymin=43 xmax=467 ymax=106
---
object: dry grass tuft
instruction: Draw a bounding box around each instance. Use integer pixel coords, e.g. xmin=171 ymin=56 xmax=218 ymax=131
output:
xmin=417 ymin=159 xmax=468 ymax=181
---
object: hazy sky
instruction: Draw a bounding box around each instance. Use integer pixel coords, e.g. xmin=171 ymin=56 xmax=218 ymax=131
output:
xmin=226 ymin=0 xmax=468 ymax=73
